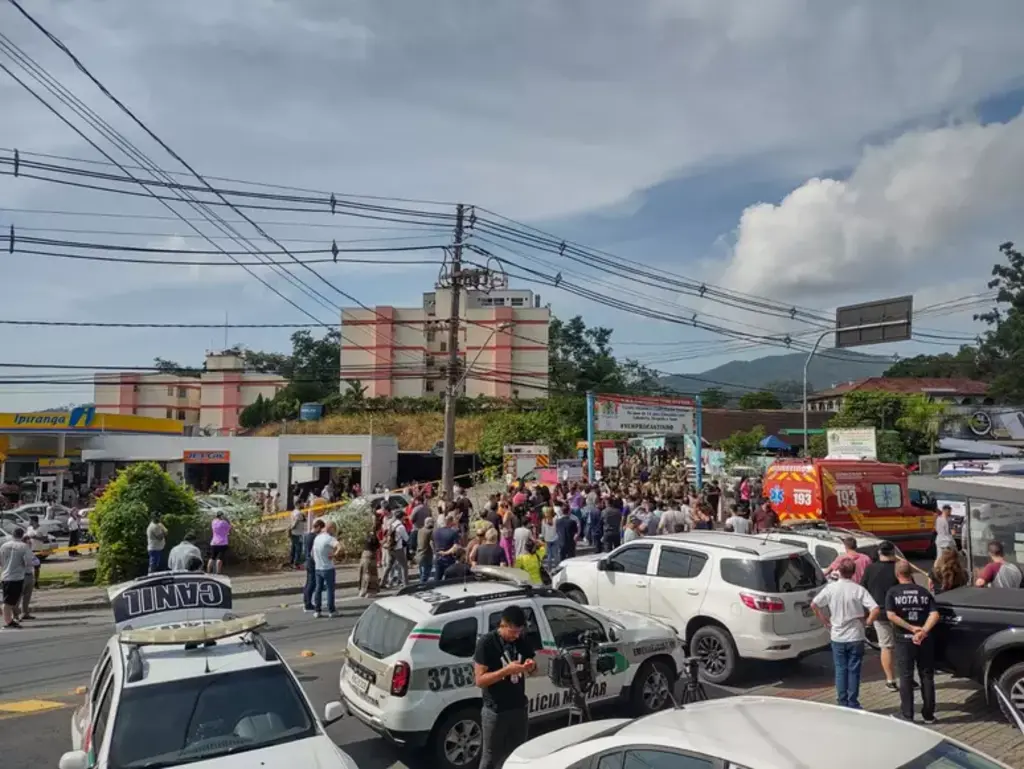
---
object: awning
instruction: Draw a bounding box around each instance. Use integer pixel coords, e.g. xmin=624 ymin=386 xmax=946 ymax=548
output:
xmin=759 ymin=435 xmax=791 ymax=451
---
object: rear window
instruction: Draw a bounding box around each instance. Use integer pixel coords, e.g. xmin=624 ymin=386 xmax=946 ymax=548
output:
xmin=351 ymin=603 xmax=416 ymax=659
xmin=857 ymin=545 xmax=880 ymax=562
xmin=720 ymin=554 xmax=824 ymax=593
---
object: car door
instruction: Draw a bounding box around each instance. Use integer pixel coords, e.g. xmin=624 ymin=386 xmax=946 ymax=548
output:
xmin=484 ymin=601 xmax=563 ymax=718
xmin=647 ymin=544 xmax=711 ymax=629
xmin=594 ymin=544 xmax=654 ymax=613
xmin=537 ymin=600 xmax=626 ymax=709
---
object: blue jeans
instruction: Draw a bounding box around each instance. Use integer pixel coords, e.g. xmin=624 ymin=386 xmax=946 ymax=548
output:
xmin=289 ymin=535 xmax=303 ymax=566
xmin=434 ymin=556 xmax=454 ymax=580
xmin=419 ymin=558 xmax=433 ymax=583
xmin=545 ymin=541 xmax=561 ymax=569
xmin=314 ymin=568 xmax=336 ymax=614
xmin=832 ymin=641 xmax=865 ymax=708
xmin=148 ymin=549 xmax=163 ymax=574
xmin=303 ymin=566 xmax=316 ymax=610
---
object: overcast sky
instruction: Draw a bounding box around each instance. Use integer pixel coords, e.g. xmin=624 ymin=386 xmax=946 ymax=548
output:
xmin=2 ymin=0 xmax=1024 ymax=411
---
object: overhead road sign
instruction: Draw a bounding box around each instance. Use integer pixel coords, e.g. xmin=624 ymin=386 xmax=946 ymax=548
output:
xmin=835 ymin=295 xmax=913 ymax=349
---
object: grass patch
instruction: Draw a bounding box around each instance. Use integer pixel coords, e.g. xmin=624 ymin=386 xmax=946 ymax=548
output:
xmin=37 ymin=568 xmax=96 ymax=589
xmin=255 ymin=412 xmax=489 ymax=451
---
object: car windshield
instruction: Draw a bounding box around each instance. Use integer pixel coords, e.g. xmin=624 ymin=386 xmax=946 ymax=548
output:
xmin=351 ymin=603 xmax=416 ymax=659
xmin=720 ymin=554 xmax=825 ymax=593
xmin=107 ymin=665 xmax=316 ymax=769
xmin=898 ymin=739 xmax=1006 ymax=769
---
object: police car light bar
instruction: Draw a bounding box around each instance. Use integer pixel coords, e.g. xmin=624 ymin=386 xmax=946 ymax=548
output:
xmin=471 ymin=565 xmax=534 ymax=585
xmin=119 ymin=613 xmax=267 ymax=646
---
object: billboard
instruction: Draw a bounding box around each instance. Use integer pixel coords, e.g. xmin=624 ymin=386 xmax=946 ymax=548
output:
xmin=944 ymin=408 xmax=1024 ymax=441
xmin=826 ymin=427 xmax=878 ymax=460
xmin=595 ymin=394 xmax=696 ymax=435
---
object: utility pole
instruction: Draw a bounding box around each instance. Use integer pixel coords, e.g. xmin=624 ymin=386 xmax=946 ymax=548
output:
xmin=440 ymin=204 xmax=466 ymax=500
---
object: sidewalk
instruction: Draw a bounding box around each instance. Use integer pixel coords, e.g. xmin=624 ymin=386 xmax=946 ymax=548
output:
xmin=31 ymin=566 xmax=354 ymax=614
xmin=753 ymin=656 xmax=1024 ymax=766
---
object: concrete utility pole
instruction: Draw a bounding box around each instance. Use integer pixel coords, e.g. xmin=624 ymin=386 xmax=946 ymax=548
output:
xmin=440 ymin=204 xmax=466 ymax=500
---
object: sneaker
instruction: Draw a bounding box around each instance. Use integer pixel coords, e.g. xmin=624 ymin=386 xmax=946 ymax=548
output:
xmin=890 ymin=714 xmax=913 ymax=722
xmin=922 ymin=715 xmax=937 ymax=725
xmin=313 ymin=612 xmax=322 ymax=619
xmin=328 ymin=612 xmax=337 ymax=619
xmin=20 ymin=614 xmax=35 ymax=620
xmin=886 ymin=681 xmax=899 ymax=692
xmin=3 ymin=621 xmax=20 ymax=629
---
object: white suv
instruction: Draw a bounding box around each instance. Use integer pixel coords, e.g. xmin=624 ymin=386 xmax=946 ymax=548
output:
xmin=339 ymin=571 xmax=687 ymax=769
xmin=763 ymin=521 xmax=908 ymax=571
xmin=550 ymin=531 xmax=830 ymax=684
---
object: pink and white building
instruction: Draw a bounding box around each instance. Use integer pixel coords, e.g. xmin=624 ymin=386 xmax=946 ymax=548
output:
xmin=94 ymin=351 xmax=284 ymax=435
xmin=340 ymin=286 xmax=551 ymax=399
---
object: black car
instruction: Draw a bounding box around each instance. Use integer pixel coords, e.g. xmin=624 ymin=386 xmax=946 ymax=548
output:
xmin=934 ymin=586 xmax=1024 ymax=715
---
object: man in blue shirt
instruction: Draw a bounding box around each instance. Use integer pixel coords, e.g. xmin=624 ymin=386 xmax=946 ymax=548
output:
xmin=432 ymin=514 xmax=461 ymax=580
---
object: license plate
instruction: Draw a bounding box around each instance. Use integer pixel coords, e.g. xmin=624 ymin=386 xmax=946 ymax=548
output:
xmin=347 ymin=667 xmax=370 ymax=694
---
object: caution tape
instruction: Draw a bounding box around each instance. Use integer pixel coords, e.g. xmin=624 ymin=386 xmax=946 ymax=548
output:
xmin=259 ymin=465 xmax=503 ymax=522
xmin=45 ymin=542 xmax=99 ymax=556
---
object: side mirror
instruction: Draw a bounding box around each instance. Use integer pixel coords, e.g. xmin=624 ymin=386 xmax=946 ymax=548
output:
xmin=322 ymin=701 xmax=346 ymax=727
xmin=607 ymin=626 xmax=621 ymax=642
xmin=58 ymin=751 xmax=89 ymax=769
xmin=596 ymin=559 xmax=608 ymax=571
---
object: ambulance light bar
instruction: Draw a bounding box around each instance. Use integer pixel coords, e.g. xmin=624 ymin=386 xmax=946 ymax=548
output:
xmin=119 ymin=613 xmax=267 ymax=646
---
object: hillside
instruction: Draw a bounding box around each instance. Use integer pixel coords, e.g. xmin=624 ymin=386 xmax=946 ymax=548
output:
xmin=255 ymin=412 xmax=488 ymax=451
xmin=660 ymin=350 xmax=891 ymax=395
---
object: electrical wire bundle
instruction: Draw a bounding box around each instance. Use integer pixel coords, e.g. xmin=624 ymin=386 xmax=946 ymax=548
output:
xmin=0 ymin=0 xmax=995 ymax=403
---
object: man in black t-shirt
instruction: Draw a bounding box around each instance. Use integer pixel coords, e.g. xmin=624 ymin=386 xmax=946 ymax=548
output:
xmin=861 ymin=541 xmax=900 ymax=691
xmin=473 ymin=605 xmax=536 ymax=769
xmin=885 ymin=560 xmax=940 ymax=723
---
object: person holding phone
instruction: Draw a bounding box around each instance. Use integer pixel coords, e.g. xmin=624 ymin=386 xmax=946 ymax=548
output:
xmin=474 ymin=605 xmax=537 ymax=769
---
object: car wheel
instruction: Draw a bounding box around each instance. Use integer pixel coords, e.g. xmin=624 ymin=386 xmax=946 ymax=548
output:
xmin=630 ymin=658 xmax=674 ymax=716
xmin=690 ymin=625 xmax=738 ymax=685
xmin=432 ymin=706 xmax=483 ymax=769
xmin=563 ymin=587 xmax=588 ymax=605
xmin=996 ymin=662 xmax=1024 ymax=722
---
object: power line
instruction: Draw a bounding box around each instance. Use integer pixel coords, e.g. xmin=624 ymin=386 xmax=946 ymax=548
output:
xmin=12 ymin=248 xmax=443 ymax=268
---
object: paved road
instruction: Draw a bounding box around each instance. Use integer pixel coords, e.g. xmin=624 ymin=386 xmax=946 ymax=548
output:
xmin=2 ymin=585 xmax=793 ymax=769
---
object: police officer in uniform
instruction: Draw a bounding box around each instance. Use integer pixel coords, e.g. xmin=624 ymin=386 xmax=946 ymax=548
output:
xmin=884 ymin=560 xmax=940 ymax=723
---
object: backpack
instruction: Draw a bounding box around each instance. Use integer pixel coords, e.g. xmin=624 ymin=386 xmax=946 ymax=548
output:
xmin=383 ymin=522 xmax=397 ymax=550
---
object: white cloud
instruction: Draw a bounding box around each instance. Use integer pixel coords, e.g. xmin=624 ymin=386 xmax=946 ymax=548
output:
xmin=719 ymin=113 xmax=1024 ymax=302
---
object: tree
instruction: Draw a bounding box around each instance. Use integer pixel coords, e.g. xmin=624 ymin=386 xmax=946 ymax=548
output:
xmin=699 ymin=387 xmax=728 ymax=408
xmin=90 ymin=462 xmax=201 ymax=583
xmin=548 ymin=315 xmax=663 ymax=395
xmin=239 ymin=394 xmax=273 ymax=429
xmin=896 ymin=393 xmax=949 ymax=455
xmin=976 ymin=241 xmax=1024 ymax=401
xmin=720 ymin=425 xmax=766 ymax=465
xmin=153 ymin=357 xmax=200 ymax=376
xmin=738 ymin=390 xmax=782 ymax=410
xmin=883 ymin=347 xmax=982 ymax=379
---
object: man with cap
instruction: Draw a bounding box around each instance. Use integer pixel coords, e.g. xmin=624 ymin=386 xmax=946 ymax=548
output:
xmin=382 ymin=509 xmax=409 ymax=588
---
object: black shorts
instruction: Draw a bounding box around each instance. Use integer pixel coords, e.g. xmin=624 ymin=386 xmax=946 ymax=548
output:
xmin=209 ymin=545 xmax=228 ymax=560
xmin=2 ymin=580 xmax=24 ymax=607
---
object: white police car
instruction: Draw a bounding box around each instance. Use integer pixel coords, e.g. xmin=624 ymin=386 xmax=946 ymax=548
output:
xmin=339 ymin=567 xmax=687 ymax=769
xmin=60 ymin=572 xmax=358 ymax=769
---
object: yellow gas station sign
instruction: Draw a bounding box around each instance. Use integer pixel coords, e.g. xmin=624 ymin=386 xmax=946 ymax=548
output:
xmin=0 ymin=409 xmax=183 ymax=435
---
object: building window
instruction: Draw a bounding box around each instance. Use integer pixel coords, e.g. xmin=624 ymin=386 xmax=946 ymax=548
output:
xmin=439 ymin=341 xmax=447 ymax=353
xmin=132 ymin=407 xmax=137 ymax=415
xmin=166 ymin=386 xmax=174 ymax=396
xmin=426 ymin=328 xmax=435 ymax=342
xmin=178 ymin=387 xmax=187 ymax=398
xmin=176 ymin=410 xmax=186 ymax=420
xmin=236 ymin=385 xmax=242 ymax=393
xmin=510 ymin=297 xmax=525 ymax=307
xmin=165 ymin=408 xmax=172 ymax=419
xmin=133 ymin=384 xmax=139 ymax=392
xmin=426 ymin=380 xmax=435 ymax=392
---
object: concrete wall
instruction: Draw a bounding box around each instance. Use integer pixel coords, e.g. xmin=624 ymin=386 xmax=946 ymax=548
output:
xmin=81 ymin=434 xmax=398 ymax=492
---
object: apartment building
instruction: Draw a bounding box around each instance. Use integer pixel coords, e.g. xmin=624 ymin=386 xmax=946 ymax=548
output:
xmin=805 ymin=377 xmax=992 ymax=413
xmin=94 ymin=350 xmax=284 ymax=435
xmin=340 ymin=284 xmax=550 ymax=399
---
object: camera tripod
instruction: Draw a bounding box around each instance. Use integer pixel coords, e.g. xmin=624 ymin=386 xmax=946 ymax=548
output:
xmin=678 ymin=657 xmax=708 ymax=705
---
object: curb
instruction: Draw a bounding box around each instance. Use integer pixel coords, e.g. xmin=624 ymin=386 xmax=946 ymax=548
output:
xmin=31 ymin=579 xmax=361 ymax=615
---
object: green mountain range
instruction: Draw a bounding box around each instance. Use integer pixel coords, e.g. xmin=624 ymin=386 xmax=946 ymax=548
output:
xmin=660 ymin=350 xmax=892 ymax=400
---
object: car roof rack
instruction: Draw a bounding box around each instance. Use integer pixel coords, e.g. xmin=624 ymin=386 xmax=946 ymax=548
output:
xmin=430 ymin=585 xmax=562 ymax=616
xmin=398 ymin=566 xmax=534 ymax=597
xmin=664 ymin=532 xmax=762 ymax=556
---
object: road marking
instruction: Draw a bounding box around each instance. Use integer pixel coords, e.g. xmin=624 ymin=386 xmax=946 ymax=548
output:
xmin=0 ymin=699 xmax=68 ymax=714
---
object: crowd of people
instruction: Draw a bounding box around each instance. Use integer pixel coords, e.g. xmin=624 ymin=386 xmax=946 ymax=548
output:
xmin=808 ymin=514 xmax=1019 ymax=722
xmin=286 ymin=464 xmax=792 ymax=616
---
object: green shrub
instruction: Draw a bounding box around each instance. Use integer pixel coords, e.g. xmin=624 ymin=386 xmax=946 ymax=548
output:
xmin=92 ymin=462 xmax=201 ymax=584
xmin=323 ymin=498 xmax=375 ymax=560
